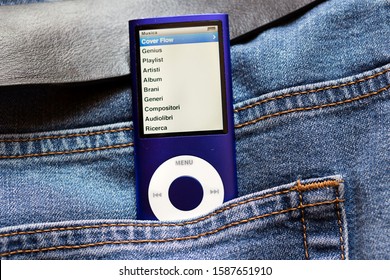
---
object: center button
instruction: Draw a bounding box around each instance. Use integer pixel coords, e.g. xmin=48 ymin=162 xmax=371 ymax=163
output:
xmin=168 ymin=176 xmax=204 ymax=211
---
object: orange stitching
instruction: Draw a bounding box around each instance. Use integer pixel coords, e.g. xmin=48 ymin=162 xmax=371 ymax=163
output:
xmin=0 ymin=127 xmax=132 ymax=143
xmin=297 ymin=180 xmax=309 ymax=260
xmin=0 ymin=189 xmax=294 ymax=237
xmin=0 ymin=143 xmax=133 ymax=159
xmin=0 ymin=198 xmax=344 ymax=258
xmin=291 ymin=179 xmax=341 ymax=192
xmin=335 ymin=188 xmax=346 ymax=260
xmin=0 ymin=179 xmax=341 ymax=238
xmin=234 ymin=84 xmax=390 ymax=128
xmin=234 ymin=68 xmax=390 ymax=113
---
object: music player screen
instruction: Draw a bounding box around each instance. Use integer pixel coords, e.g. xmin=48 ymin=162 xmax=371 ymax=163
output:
xmin=137 ymin=23 xmax=226 ymax=136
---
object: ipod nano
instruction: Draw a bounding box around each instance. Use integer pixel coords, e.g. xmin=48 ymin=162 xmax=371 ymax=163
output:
xmin=129 ymin=14 xmax=237 ymax=221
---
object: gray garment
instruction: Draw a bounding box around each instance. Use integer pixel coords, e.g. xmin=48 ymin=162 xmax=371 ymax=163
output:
xmin=0 ymin=0 xmax=318 ymax=85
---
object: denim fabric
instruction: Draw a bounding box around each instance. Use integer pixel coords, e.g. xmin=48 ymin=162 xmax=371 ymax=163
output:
xmin=0 ymin=0 xmax=52 ymax=5
xmin=0 ymin=176 xmax=346 ymax=259
xmin=0 ymin=0 xmax=389 ymax=259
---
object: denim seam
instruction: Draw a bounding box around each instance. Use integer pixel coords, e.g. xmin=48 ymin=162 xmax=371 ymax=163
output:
xmin=0 ymin=143 xmax=133 ymax=159
xmin=335 ymin=187 xmax=345 ymax=260
xmin=297 ymin=180 xmax=309 ymax=260
xmin=234 ymin=67 xmax=390 ymax=113
xmin=235 ymin=84 xmax=390 ymax=128
xmin=0 ymin=127 xmax=132 ymax=143
xmin=0 ymin=198 xmax=344 ymax=258
xmin=0 ymin=179 xmax=341 ymax=238
xmin=0 ymin=80 xmax=388 ymax=159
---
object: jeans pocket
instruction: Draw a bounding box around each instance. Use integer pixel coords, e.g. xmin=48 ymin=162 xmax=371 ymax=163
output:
xmin=0 ymin=175 xmax=348 ymax=260
xmin=232 ymin=63 xmax=390 ymax=259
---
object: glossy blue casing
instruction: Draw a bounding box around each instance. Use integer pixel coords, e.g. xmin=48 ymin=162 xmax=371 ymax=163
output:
xmin=129 ymin=14 xmax=237 ymax=220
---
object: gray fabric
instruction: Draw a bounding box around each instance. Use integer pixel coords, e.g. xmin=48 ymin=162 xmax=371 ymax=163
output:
xmin=0 ymin=0 xmax=317 ymax=85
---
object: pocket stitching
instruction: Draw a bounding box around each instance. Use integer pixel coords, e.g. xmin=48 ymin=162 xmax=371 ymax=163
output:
xmin=234 ymin=67 xmax=390 ymax=113
xmin=0 ymin=143 xmax=133 ymax=159
xmin=0 ymin=179 xmax=341 ymax=238
xmin=0 ymin=198 xmax=344 ymax=258
xmin=335 ymin=187 xmax=346 ymax=260
xmin=0 ymin=179 xmax=344 ymax=258
xmin=297 ymin=180 xmax=309 ymax=260
xmin=235 ymin=84 xmax=390 ymax=128
xmin=0 ymin=127 xmax=132 ymax=143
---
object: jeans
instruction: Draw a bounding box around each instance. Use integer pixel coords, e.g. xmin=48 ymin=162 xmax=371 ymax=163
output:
xmin=0 ymin=0 xmax=389 ymax=259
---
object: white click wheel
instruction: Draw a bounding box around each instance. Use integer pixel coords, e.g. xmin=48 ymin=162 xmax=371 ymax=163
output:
xmin=148 ymin=155 xmax=224 ymax=220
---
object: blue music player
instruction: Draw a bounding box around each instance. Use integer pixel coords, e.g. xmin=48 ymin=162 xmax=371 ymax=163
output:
xmin=129 ymin=14 xmax=237 ymax=221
